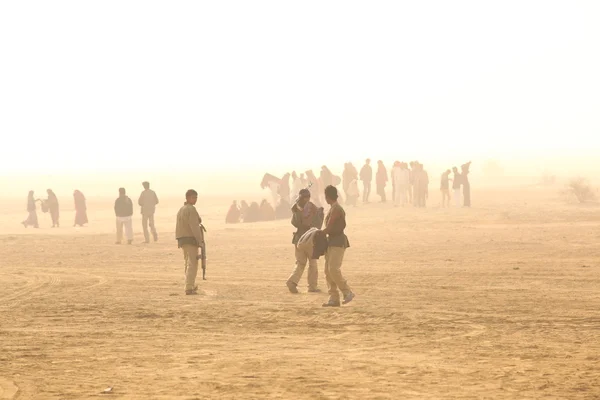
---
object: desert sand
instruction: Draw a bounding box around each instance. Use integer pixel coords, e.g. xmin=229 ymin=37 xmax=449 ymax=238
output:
xmin=1 ymin=187 xmax=600 ymax=399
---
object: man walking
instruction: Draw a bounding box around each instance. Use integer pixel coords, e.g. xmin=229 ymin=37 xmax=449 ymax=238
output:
xmin=114 ymin=188 xmax=134 ymax=244
xmin=286 ymin=189 xmax=322 ymax=293
xmin=176 ymin=189 xmax=205 ymax=295
xmin=321 ymin=185 xmax=354 ymax=307
xmin=359 ymin=158 xmax=372 ymax=203
xmin=138 ymin=181 xmax=159 ymax=243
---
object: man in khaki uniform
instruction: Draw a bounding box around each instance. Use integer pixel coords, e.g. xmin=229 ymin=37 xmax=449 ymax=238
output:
xmin=138 ymin=181 xmax=159 ymax=243
xmin=322 ymin=185 xmax=355 ymax=307
xmin=286 ymin=189 xmax=322 ymax=293
xmin=175 ymin=189 xmax=205 ymax=295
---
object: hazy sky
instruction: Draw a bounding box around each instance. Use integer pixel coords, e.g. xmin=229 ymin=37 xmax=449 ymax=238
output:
xmin=1 ymin=1 xmax=599 ymax=177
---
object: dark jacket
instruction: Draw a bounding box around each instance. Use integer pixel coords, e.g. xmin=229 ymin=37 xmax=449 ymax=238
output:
xmin=114 ymin=196 xmax=133 ymax=217
xmin=291 ymin=202 xmax=323 ymax=244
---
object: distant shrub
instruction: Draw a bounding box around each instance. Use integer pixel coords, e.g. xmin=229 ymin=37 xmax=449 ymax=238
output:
xmin=563 ymin=177 xmax=597 ymax=203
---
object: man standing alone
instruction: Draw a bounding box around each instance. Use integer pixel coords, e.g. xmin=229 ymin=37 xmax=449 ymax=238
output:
xmin=322 ymin=185 xmax=354 ymax=307
xmin=176 ymin=189 xmax=205 ymax=295
xmin=138 ymin=181 xmax=159 ymax=243
xmin=359 ymin=158 xmax=372 ymax=203
xmin=114 ymin=188 xmax=134 ymax=245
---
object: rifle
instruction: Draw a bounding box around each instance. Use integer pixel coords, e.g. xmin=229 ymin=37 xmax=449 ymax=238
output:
xmin=197 ymin=224 xmax=207 ymax=280
xmin=292 ymin=181 xmax=313 ymax=206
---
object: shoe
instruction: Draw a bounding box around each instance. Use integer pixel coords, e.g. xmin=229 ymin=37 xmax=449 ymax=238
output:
xmin=308 ymin=288 xmax=321 ymax=293
xmin=343 ymin=292 xmax=355 ymax=304
xmin=322 ymin=300 xmax=341 ymax=307
xmin=143 ymin=240 xmax=150 ymax=244
xmin=185 ymin=285 xmax=199 ymax=295
xmin=115 ymin=241 xmax=121 ymax=245
xmin=286 ymin=281 xmax=298 ymax=294
xmin=127 ymin=240 xmax=133 ymax=245
xmin=153 ymin=234 xmax=158 ymax=242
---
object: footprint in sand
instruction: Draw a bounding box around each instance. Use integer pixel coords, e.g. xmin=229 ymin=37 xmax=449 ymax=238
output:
xmin=0 ymin=378 xmax=18 ymax=399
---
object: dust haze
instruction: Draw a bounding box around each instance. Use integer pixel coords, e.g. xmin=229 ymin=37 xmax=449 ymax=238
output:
xmin=1 ymin=1 xmax=600 ymax=399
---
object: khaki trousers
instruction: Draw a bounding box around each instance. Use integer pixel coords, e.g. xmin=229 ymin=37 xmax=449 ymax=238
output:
xmin=288 ymin=247 xmax=318 ymax=290
xmin=324 ymin=246 xmax=351 ymax=302
xmin=182 ymin=244 xmax=199 ymax=291
xmin=142 ymin=214 xmax=158 ymax=242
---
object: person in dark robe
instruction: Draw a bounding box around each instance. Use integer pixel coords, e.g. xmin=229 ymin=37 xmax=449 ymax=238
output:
xmin=376 ymin=160 xmax=388 ymax=203
xmin=461 ymin=161 xmax=472 ymax=207
xmin=259 ymin=199 xmax=276 ymax=221
xmin=279 ymin=173 xmax=291 ymax=204
xmin=225 ymin=200 xmax=241 ymax=224
xmin=244 ymin=202 xmax=261 ymax=223
xmin=73 ymin=190 xmax=88 ymax=226
xmin=46 ymin=189 xmax=60 ymax=227
xmin=22 ymin=191 xmax=39 ymax=228
xmin=239 ymin=200 xmax=250 ymax=222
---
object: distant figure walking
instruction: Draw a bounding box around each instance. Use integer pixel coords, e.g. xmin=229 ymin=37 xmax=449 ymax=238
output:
xmin=452 ymin=166 xmax=462 ymax=207
xmin=138 ymin=181 xmax=159 ymax=243
xmin=440 ymin=170 xmax=452 ymax=208
xmin=462 ymin=161 xmax=472 ymax=207
xmin=376 ymin=160 xmax=388 ymax=203
xmin=46 ymin=189 xmax=59 ymax=227
xmin=360 ymin=158 xmax=373 ymax=203
xmin=22 ymin=191 xmax=39 ymax=228
xmin=114 ymin=188 xmax=134 ymax=245
xmin=73 ymin=190 xmax=88 ymax=226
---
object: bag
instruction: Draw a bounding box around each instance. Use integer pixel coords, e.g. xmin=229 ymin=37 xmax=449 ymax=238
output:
xmin=40 ymin=200 xmax=49 ymax=213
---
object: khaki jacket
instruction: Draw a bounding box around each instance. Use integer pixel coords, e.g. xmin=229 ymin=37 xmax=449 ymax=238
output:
xmin=175 ymin=203 xmax=204 ymax=246
xmin=138 ymin=189 xmax=159 ymax=215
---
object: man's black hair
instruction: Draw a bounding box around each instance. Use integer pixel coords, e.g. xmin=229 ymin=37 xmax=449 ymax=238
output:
xmin=324 ymin=185 xmax=338 ymax=200
xmin=186 ymin=189 xmax=198 ymax=198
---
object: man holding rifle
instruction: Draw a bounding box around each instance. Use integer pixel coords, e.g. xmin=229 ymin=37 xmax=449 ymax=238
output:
xmin=176 ymin=189 xmax=206 ymax=295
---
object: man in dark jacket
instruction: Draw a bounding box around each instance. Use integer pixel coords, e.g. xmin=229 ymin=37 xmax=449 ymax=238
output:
xmin=286 ymin=189 xmax=323 ymax=293
xmin=114 ymin=187 xmax=134 ymax=244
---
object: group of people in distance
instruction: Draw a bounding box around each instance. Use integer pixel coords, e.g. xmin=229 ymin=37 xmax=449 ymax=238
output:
xmin=113 ymin=182 xmax=159 ymax=244
xmin=22 ymin=189 xmax=87 ymax=229
xmin=225 ymin=159 xmax=473 ymax=223
xmin=21 ymin=182 xmax=160 ymax=245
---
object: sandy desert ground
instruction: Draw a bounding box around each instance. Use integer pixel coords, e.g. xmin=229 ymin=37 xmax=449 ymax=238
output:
xmin=1 ymin=186 xmax=600 ymax=399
